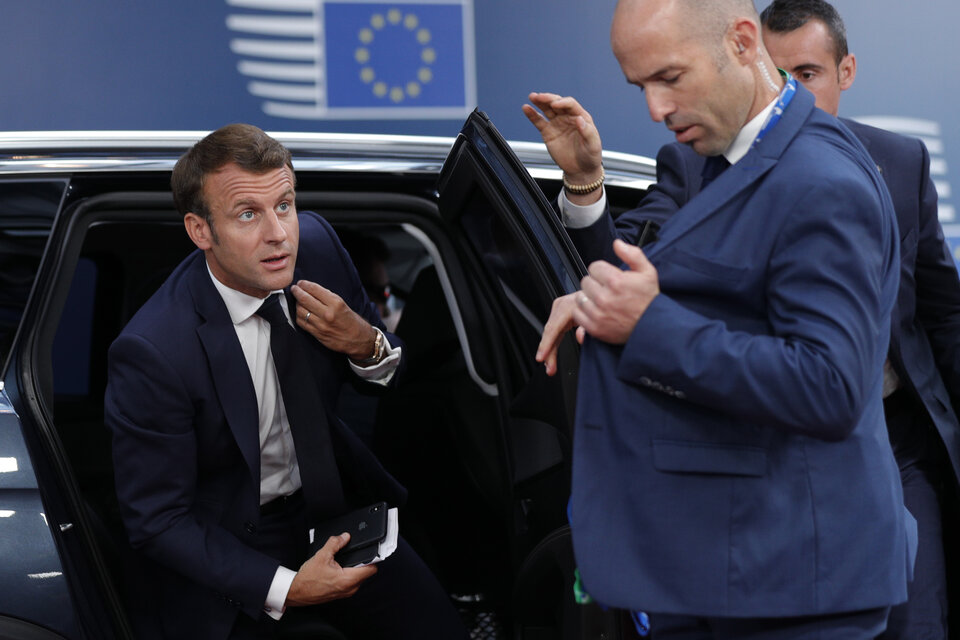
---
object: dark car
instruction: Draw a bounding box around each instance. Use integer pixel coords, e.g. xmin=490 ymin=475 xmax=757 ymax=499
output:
xmin=0 ymin=112 xmax=655 ymax=639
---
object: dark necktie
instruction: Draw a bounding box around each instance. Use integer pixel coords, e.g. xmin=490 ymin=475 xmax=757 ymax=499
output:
xmin=700 ymin=155 xmax=731 ymax=189
xmin=257 ymin=293 xmax=345 ymax=522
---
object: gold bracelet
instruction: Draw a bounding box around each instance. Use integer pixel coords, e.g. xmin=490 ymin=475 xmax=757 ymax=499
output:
xmin=355 ymin=328 xmax=385 ymax=366
xmin=563 ymin=167 xmax=605 ymax=195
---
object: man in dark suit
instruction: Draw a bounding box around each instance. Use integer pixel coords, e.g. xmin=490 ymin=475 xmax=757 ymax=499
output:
xmin=764 ymin=7 xmax=958 ymax=638
xmin=105 ymin=124 xmax=466 ymax=639
xmin=525 ymin=0 xmax=913 ymax=637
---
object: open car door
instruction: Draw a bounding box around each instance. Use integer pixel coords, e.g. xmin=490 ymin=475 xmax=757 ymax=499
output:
xmin=437 ymin=110 xmax=623 ymax=639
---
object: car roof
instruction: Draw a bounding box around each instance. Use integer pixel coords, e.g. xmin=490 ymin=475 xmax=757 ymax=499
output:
xmin=0 ymin=130 xmax=656 ymax=191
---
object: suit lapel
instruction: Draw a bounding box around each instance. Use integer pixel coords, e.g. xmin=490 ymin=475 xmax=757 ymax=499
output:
xmin=188 ymin=255 xmax=262 ymax=486
xmin=645 ymin=87 xmax=817 ymax=261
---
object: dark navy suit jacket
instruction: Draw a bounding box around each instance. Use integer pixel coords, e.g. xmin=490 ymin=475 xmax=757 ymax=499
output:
xmin=105 ymin=212 xmax=405 ymax=639
xmin=843 ymin=119 xmax=960 ymax=485
xmin=566 ymin=85 xmax=912 ymax=617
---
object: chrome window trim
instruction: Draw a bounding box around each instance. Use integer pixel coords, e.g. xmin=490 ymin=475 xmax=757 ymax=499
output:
xmin=0 ymin=131 xmax=656 ymax=190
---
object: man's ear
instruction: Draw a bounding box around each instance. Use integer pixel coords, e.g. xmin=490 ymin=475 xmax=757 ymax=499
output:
xmin=730 ymin=18 xmax=761 ymax=63
xmin=184 ymin=212 xmax=214 ymax=250
xmin=838 ymin=53 xmax=857 ymax=91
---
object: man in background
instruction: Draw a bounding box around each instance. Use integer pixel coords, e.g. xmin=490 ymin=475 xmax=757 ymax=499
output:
xmin=762 ymin=4 xmax=960 ymax=637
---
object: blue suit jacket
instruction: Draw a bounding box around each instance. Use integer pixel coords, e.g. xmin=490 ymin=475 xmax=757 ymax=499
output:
xmin=572 ymin=117 xmax=960 ymax=493
xmin=568 ymin=86 xmax=911 ymax=616
xmin=105 ymin=212 xmax=405 ymax=639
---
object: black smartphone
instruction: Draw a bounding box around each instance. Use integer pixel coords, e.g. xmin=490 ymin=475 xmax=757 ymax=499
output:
xmin=310 ymin=502 xmax=388 ymax=567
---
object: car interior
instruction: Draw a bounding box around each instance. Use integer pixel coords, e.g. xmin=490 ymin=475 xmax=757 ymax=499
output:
xmin=22 ymin=185 xmax=617 ymax=639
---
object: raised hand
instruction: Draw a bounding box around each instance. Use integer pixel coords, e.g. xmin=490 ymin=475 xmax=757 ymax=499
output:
xmin=522 ymin=92 xmax=604 ymax=194
xmin=291 ymin=280 xmax=377 ymax=362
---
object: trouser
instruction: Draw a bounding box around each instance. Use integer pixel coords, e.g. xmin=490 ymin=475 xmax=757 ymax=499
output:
xmin=878 ymin=388 xmax=949 ymax=640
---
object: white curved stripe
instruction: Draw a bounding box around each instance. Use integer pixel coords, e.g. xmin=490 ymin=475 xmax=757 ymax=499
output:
xmin=227 ymin=0 xmax=317 ymax=10
xmin=930 ymin=157 xmax=949 ymax=177
xmin=498 ymin=277 xmax=544 ymax=335
xmin=238 ymin=60 xmax=320 ymax=81
xmin=248 ymin=81 xmax=322 ymax=102
xmin=934 ymin=181 xmax=952 ymax=199
xmin=227 ymin=15 xmax=316 ymax=37
xmin=263 ymin=102 xmax=329 ymax=119
xmin=853 ymin=116 xmax=941 ymax=137
xmin=231 ymin=39 xmax=318 ymax=61
xmin=400 ymin=223 xmax=498 ymax=397
xmin=919 ymin=136 xmax=944 ymax=155
xmin=262 ymin=101 xmax=473 ymax=120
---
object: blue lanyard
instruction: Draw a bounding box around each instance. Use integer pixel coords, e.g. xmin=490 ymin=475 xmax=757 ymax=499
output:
xmin=752 ymin=71 xmax=797 ymax=149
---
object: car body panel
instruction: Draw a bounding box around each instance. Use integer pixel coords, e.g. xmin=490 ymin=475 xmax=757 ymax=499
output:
xmin=0 ymin=389 xmax=77 ymax=639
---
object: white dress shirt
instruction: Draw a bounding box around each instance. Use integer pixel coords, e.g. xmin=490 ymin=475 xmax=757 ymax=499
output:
xmin=207 ymin=264 xmax=401 ymax=618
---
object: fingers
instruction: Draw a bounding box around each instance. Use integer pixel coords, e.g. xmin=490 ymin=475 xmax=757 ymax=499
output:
xmin=337 ymin=563 xmax=379 ymax=599
xmin=315 ymin=532 xmax=378 ymax=588
xmin=287 ymin=535 xmax=378 ymax=606
xmin=292 ymin=280 xmax=337 ymax=307
xmin=521 ymin=104 xmax=549 ymax=132
xmin=524 ymin=93 xmax=593 ymax=124
xmin=613 ymin=239 xmax=654 ymax=272
xmin=586 ymin=258 xmax=623 ymax=286
xmin=318 ymin=532 xmax=351 ymax=556
xmin=580 ymin=261 xmax=620 ymax=311
xmin=537 ymin=293 xmax=578 ymax=376
xmin=527 ymin=91 xmax=564 ymax=115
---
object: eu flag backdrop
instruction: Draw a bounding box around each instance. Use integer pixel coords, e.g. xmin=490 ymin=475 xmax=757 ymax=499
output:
xmin=325 ymin=2 xmax=470 ymax=114
xmin=227 ymin=0 xmax=475 ymax=120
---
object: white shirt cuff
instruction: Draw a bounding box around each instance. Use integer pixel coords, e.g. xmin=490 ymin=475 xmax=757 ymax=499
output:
xmin=558 ymin=187 xmax=607 ymax=229
xmin=264 ymin=566 xmax=297 ymax=620
xmin=349 ymin=331 xmax=401 ymax=386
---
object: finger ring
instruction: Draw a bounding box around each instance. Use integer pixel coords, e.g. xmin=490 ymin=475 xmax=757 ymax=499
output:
xmin=578 ymin=293 xmax=589 ymax=306
xmin=305 ymin=311 xmax=312 ymax=321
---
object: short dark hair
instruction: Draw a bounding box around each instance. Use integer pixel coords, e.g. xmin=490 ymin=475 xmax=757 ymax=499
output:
xmin=759 ymin=0 xmax=849 ymax=65
xmin=171 ymin=123 xmax=295 ymax=223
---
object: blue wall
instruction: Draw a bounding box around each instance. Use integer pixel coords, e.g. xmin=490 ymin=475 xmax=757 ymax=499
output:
xmin=2 ymin=1 xmax=957 ymax=244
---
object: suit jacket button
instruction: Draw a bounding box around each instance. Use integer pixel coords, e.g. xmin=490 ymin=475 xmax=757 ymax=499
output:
xmin=244 ymin=522 xmax=256 ymax=534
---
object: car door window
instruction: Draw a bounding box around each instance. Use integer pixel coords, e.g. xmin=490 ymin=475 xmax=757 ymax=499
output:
xmin=0 ymin=180 xmax=67 ymax=371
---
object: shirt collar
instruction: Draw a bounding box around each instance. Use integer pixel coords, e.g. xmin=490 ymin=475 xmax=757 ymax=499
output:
xmin=206 ymin=261 xmax=285 ymax=325
xmin=723 ymin=95 xmax=779 ymax=166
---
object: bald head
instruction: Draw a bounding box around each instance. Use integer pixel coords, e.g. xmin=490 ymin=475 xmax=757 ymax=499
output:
xmin=611 ymin=0 xmax=782 ymax=157
xmin=614 ymin=0 xmax=760 ymax=49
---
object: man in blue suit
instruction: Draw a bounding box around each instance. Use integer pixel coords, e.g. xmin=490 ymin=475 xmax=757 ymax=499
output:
xmin=544 ymin=0 xmax=960 ymax=636
xmin=105 ymin=124 xmax=466 ymax=639
xmin=526 ymin=0 xmax=912 ymax=636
